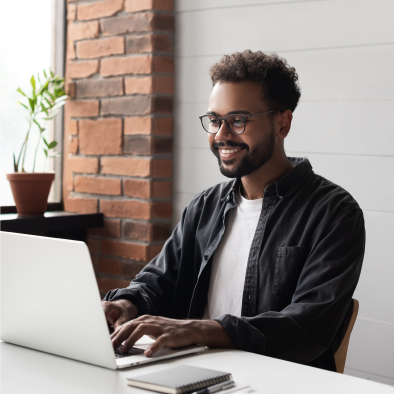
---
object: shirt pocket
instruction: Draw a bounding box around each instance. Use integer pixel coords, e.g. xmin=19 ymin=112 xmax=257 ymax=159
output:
xmin=273 ymin=246 xmax=308 ymax=305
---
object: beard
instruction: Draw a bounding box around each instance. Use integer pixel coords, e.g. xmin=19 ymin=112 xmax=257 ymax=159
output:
xmin=210 ymin=126 xmax=276 ymax=179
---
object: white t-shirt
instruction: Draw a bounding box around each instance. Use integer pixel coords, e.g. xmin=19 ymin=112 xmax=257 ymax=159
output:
xmin=203 ymin=190 xmax=263 ymax=319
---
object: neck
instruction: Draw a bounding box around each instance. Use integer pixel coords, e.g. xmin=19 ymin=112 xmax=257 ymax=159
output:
xmin=240 ymin=150 xmax=294 ymax=200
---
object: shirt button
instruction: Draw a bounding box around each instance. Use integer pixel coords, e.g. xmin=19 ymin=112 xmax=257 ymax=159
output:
xmin=248 ymin=294 xmax=251 ymax=300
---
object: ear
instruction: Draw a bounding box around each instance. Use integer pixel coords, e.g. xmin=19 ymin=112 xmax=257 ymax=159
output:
xmin=277 ymin=110 xmax=293 ymax=139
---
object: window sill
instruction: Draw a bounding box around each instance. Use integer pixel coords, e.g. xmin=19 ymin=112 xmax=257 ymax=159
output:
xmin=0 ymin=211 xmax=103 ymax=241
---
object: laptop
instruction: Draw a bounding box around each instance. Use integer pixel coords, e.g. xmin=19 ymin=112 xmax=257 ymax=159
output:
xmin=0 ymin=231 xmax=205 ymax=369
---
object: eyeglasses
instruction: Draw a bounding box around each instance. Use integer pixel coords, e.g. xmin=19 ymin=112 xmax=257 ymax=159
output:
xmin=199 ymin=109 xmax=283 ymax=135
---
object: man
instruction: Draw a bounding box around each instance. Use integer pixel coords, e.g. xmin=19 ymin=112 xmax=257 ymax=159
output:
xmin=103 ymin=50 xmax=365 ymax=371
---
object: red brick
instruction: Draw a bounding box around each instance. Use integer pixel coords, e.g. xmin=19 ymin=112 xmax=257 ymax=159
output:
xmin=97 ymin=258 xmax=122 ymax=275
xmin=97 ymin=277 xmax=131 ymax=295
xmin=152 ymin=180 xmax=171 ymax=198
xmin=125 ymin=0 xmax=173 ymax=12
xmin=123 ymin=117 xmax=172 ymax=135
xmin=69 ymin=120 xmax=78 ymax=135
xmin=121 ymin=261 xmax=146 ymax=278
xmin=77 ymin=37 xmax=124 ymax=59
xmin=68 ymin=21 xmax=99 ymax=41
xmin=151 ymin=202 xmax=172 ymax=218
xmin=88 ymin=219 xmax=121 ymax=237
xmin=67 ymin=60 xmax=99 ymax=78
xmin=124 ymin=136 xmax=151 ymax=155
xmin=152 ymin=137 xmax=172 ymax=154
xmin=123 ymin=179 xmax=150 ymax=198
xmin=68 ymin=60 xmax=99 ymax=78
xmin=101 ymin=13 xmax=153 ymax=36
xmin=151 ymin=14 xmax=174 ymax=31
xmin=101 ymin=239 xmax=148 ymax=261
xmin=101 ymin=200 xmax=150 ymax=219
xmin=67 ymin=82 xmax=76 ymax=98
xmin=86 ymin=237 xmax=99 ymax=254
xmin=123 ymin=221 xmax=150 ymax=241
xmin=153 ymin=117 xmax=172 ymax=135
xmin=153 ymin=56 xmax=174 ymax=73
xmin=67 ymin=100 xmax=99 ymax=117
xmin=123 ymin=136 xmax=171 ymax=155
xmin=67 ymin=42 xmax=76 ymax=60
xmin=124 ymin=75 xmax=173 ymax=95
xmin=75 ymin=176 xmax=121 ymax=195
xmin=69 ymin=156 xmax=99 ymax=173
xmin=77 ymin=0 xmax=123 ymax=21
xmin=69 ymin=136 xmax=79 ymax=153
xmin=101 ymin=96 xmax=152 ymax=116
xmin=124 ymin=117 xmax=151 ymax=135
xmin=149 ymin=244 xmax=164 ymax=260
xmin=101 ymin=157 xmax=151 ymax=177
xmin=67 ymin=4 xmax=76 ymax=20
xmin=123 ymin=222 xmax=170 ymax=242
xmin=153 ymin=76 xmax=173 ymax=94
xmin=76 ymin=78 xmax=123 ymax=98
xmin=100 ymin=55 xmax=152 ymax=77
xmin=125 ymin=34 xmax=172 ymax=54
xmin=64 ymin=197 xmax=98 ymax=213
xmin=153 ymin=97 xmax=172 ymax=114
xmin=79 ymin=118 xmax=122 ymax=155
xmin=153 ymin=159 xmax=172 ymax=177
xmin=124 ymin=76 xmax=152 ymax=95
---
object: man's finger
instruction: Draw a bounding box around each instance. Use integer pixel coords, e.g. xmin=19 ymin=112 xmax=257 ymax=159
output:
xmin=121 ymin=324 xmax=158 ymax=352
xmin=145 ymin=334 xmax=170 ymax=357
xmin=111 ymin=321 xmax=139 ymax=350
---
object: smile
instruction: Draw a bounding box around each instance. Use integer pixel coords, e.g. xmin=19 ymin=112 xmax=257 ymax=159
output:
xmin=218 ymin=147 xmax=244 ymax=160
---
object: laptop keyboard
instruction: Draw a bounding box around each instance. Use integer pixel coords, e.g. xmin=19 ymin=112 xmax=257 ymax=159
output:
xmin=115 ymin=346 xmax=145 ymax=359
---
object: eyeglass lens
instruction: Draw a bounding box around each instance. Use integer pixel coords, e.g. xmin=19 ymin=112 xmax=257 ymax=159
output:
xmin=201 ymin=115 xmax=246 ymax=134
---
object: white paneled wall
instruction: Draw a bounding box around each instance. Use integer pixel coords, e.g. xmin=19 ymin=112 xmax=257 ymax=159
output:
xmin=173 ymin=0 xmax=394 ymax=385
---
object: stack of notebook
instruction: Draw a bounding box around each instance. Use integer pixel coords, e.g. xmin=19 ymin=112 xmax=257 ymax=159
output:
xmin=127 ymin=365 xmax=233 ymax=394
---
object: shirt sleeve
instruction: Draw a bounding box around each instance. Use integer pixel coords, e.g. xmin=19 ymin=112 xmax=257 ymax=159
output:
xmin=102 ymin=207 xmax=187 ymax=317
xmin=214 ymin=207 xmax=365 ymax=364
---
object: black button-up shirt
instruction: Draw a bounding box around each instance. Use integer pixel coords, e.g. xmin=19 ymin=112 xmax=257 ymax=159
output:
xmin=104 ymin=157 xmax=365 ymax=371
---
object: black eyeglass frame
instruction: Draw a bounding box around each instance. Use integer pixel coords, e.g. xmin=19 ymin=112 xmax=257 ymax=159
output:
xmin=199 ymin=109 xmax=284 ymax=135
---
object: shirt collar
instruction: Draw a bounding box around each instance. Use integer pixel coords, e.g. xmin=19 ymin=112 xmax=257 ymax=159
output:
xmin=222 ymin=157 xmax=313 ymax=202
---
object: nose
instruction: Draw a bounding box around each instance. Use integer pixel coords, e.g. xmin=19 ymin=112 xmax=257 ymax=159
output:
xmin=215 ymin=119 xmax=232 ymax=140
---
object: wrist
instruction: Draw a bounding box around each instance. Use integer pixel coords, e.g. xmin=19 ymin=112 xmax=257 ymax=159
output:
xmin=190 ymin=319 xmax=233 ymax=348
xmin=114 ymin=299 xmax=138 ymax=320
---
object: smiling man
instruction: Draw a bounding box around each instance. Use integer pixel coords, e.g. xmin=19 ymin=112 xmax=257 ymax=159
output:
xmin=102 ymin=50 xmax=365 ymax=372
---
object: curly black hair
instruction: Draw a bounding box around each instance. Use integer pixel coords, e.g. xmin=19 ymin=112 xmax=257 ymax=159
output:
xmin=210 ymin=50 xmax=301 ymax=112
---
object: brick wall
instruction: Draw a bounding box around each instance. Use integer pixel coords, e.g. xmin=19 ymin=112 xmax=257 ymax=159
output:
xmin=63 ymin=0 xmax=174 ymax=297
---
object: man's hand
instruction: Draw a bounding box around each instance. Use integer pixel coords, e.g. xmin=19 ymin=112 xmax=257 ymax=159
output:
xmin=102 ymin=300 xmax=138 ymax=331
xmin=110 ymin=315 xmax=234 ymax=357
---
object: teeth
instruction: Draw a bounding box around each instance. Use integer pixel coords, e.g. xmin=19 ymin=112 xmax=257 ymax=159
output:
xmin=222 ymin=149 xmax=239 ymax=154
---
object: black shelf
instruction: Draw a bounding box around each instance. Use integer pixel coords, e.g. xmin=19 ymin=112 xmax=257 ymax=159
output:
xmin=0 ymin=211 xmax=104 ymax=241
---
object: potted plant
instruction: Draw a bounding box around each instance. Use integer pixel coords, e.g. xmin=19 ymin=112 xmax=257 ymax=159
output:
xmin=6 ymin=69 xmax=68 ymax=215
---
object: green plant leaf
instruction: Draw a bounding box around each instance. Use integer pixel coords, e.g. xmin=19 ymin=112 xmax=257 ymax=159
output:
xmin=33 ymin=119 xmax=44 ymax=132
xmin=30 ymin=75 xmax=36 ymax=90
xmin=42 ymin=137 xmax=49 ymax=147
xmin=44 ymin=149 xmax=48 ymax=158
xmin=13 ymin=152 xmax=18 ymax=172
xmin=50 ymin=69 xmax=54 ymax=77
xmin=43 ymin=69 xmax=47 ymax=78
xmin=49 ymin=152 xmax=62 ymax=158
xmin=18 ymin=101 xmax=28 ymax=110
xmin=48 ymin=141 xmax=58 ymax=149
xmin=29 ymin=98 xmax=35 ymax=112
xmin=17 ymin=88 xmax=26 ymax=97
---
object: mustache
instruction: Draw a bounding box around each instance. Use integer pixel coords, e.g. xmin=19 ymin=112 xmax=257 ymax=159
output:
xmin=212 ymin=141 xmax=249 ymax=151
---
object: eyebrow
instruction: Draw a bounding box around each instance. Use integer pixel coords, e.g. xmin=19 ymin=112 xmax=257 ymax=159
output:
xmin=206 ymin=110 xmax=253 ymax=117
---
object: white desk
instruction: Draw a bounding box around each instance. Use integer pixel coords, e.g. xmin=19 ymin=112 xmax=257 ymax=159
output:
xmin=1 ymin=341 xmax=393 ymax=394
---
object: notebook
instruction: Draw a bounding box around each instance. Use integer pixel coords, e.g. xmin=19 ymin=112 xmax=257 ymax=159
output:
xmin=127 ymin=365 xmax=232 ymax=394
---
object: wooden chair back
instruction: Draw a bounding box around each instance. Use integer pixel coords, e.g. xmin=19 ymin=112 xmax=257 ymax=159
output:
xmin=334 ymin=299 xmax=359 ymax=373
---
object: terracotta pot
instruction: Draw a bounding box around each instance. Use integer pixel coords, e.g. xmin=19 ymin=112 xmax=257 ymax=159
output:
xmin=6 ymin=172 xmax=55 ymax=215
